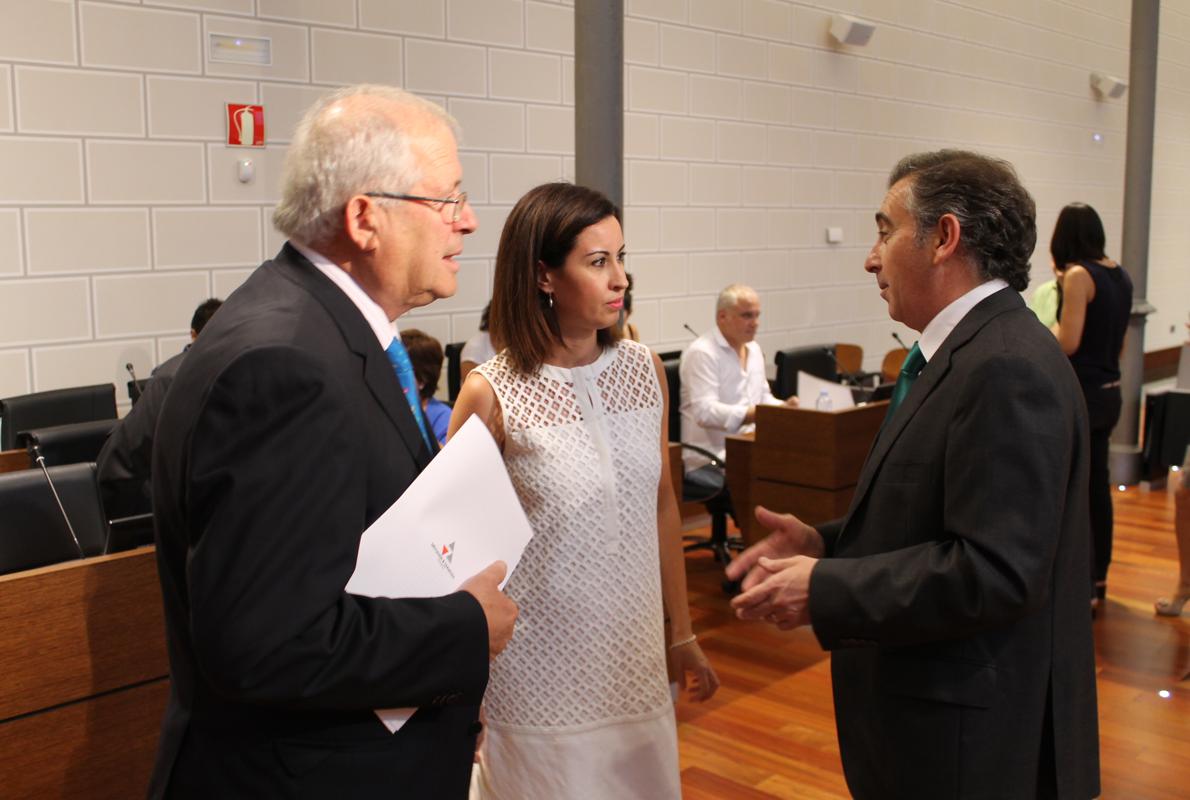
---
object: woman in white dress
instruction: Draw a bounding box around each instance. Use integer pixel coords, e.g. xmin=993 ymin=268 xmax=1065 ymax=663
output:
xmin=450 ymin=183 xmax=718 ymax=799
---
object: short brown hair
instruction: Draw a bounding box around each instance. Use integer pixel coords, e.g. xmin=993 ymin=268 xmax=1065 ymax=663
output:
xmin=490 ymin=182 xmax=623 ymax=374
xmin=399 ymin=328 xmax=444 ymax=402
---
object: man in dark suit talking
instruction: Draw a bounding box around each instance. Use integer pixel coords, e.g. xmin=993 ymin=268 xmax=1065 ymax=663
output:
xmin=148 ymin=85 xmax=517 ymax=799
xmin=728 ymin=150 xmax=1099 ymax=799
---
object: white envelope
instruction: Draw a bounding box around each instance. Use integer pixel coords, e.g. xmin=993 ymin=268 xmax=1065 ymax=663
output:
xmin=345 ymin=414 xmax=534 ymax=732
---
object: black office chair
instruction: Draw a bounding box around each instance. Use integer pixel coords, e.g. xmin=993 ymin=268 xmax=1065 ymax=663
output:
xmin=662 ymin=356 xmax=743 ymax=569
xmin=0 ymin=384 xmax=118 ymax=450
xmin=771 ymin=346 xmax=837 ymax=400
xmin=0 ymin=462 xmax=109 ymax=575
xmin=127 ymin=378 xmax=150 ymax=405
xmin=19 ymin=419 xmax=118 ymax=468
xmin=445 ymin=341 xmax=465 ymax=403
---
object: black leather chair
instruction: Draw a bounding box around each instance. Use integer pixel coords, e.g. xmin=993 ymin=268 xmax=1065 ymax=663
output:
xmin=19 ymin=419 xmax=118 ymax=467
xmin=771 ymin=345 xmax=837 ymax=400
xmin=0 ymin=384 xmax=118 ymax=450
xmin=445 ymin=341 xmax=465 ymax=403
xmin=662 ymin=356 xmax=742 ymax=568
xmin=0 ymin=462 xmax=109 ymax=575
xmin=127 ymin=378 xmax=150 ymax=405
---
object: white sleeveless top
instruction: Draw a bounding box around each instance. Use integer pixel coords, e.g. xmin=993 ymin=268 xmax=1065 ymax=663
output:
xmin=473 ymin=339 xmax=679 ymax=799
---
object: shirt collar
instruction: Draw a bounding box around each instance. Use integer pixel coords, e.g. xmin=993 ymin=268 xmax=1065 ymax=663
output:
xmin=918 ymin=279 xmax=1008 ymax=361
xmin=290 ymin=240 xmax=398 ymax=348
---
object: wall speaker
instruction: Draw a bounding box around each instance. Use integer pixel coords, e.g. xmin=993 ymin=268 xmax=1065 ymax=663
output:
xmin=829 ymin=13 xmax=876 ymax=47
xmin=1090 ymin=72 xmax=1128 ymax=99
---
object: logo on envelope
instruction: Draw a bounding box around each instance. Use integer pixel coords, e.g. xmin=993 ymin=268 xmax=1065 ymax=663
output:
xmin=432 ymin=541 xmax=456 ymax=579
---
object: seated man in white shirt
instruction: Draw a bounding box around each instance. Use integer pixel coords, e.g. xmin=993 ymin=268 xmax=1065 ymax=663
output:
xmin=679 ymin=284 xmax=796 ymax=490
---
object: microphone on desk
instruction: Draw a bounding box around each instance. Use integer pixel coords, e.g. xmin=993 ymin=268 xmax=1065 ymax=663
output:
xmin=125 ymin=362 xmax=139 ymax=383
xmin=683 ymin=323 xmax=699 ymax=338
xmin=891 ymin=332 xmax=909 ymax=350
xmin=30 ymin=443 xmax=86 ymax=560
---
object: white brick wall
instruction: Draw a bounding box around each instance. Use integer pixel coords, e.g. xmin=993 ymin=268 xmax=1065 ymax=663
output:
xmin=624 ymin=0 xmax=1189 ymax=371
xmin=0 ymin=0 xmax=1186 ymax=404
xmin=0 ymin=0 xmax=575 ymax=397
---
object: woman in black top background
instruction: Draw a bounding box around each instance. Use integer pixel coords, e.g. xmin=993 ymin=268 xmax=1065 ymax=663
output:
xmin=1051 ymin=203 xmax=1133 ymax=613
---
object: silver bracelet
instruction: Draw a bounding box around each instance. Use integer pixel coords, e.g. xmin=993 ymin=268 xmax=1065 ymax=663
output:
xmin=668 ymin=633 xmax=697 ymax=650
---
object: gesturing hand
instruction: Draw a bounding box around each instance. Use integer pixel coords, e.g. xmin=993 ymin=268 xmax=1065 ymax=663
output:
xmin=725 ymin=506 xmax=824 ymax=592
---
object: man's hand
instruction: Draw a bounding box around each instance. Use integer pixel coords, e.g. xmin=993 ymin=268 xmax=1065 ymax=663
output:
xmin=725 ymin=505 xmax=824 ymax=591
xmin=731 ymin=555 xmax=817 ymax=629
xmin=783 ymin=395 xmax=799 ymax=408
xmin=460 ymin=561 xmax=518 ymax=658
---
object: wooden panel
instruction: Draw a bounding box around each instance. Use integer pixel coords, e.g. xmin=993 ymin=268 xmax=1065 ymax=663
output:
xmin=753 ymin=403 xmax=885 ymax=490
xmin=0 ymin=547 xmax=168 ymax=721
xmin=0 ymin=448 xmax=29 ymax=474
xmin=752 ymin=479 xmax=854 ymax=526
xmin=667 ymin=442 xmax=682 ymax=505
xmin=0 ymin=679 xmax=168 ymax=799
xmin=725 ymin=433 xmax=755 ymax=545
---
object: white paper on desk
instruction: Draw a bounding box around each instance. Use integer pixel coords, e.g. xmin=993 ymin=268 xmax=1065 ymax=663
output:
xmin=796 ymin=370 xmax=855 ymax=411
xmin=345 ymin=414 xmax=534 ymax=734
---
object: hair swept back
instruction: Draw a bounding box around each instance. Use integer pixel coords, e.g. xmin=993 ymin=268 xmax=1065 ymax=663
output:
xmin=1050 ymin=202 xmax=1107 ymax=271
xmin=272 ymin=84 xmax=459 ymax=247
xmin=889 ymin=149 xmax=1036 ymax=292
xmin=490 ymin=182 xmax=623 ymax=375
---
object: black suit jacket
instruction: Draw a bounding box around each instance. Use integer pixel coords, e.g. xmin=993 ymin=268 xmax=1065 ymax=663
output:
xmin=148 ymin=245 xmax=488 ymax=799
xmin=97 ymin=350 xmax=186 ymax=518
xmin=809 ymin=288 xmax=1100 ymax=799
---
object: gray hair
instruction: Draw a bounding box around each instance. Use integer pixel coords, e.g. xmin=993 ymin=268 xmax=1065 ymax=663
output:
xmin=272 ymin=85 xmax=460 ymax=246
xmin=716 ymin=284 xmax=758 ymax=313
xmin=888 ymin=150 xmax=1036 ymax=292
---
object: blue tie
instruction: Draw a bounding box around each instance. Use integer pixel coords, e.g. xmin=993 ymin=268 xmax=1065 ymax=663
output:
xmin=385 ymin=336 xmax=433 ymax=451
xmin=886 ymin=342 xmax=926 ymax=419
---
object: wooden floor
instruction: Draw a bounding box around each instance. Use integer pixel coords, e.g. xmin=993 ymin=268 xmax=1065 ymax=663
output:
xmin=676 ymin=482 xmax=1189 ymax=799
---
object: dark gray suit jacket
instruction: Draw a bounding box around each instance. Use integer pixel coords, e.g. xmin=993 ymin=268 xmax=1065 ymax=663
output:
xmin=809 ymin=288 xmax=1100 ymax=799
xmin=148 ymin=244 xmax=488 ymax=799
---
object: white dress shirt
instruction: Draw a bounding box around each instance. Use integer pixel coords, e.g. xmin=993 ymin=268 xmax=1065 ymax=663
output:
xmin=918 ymin=279 xmax=1008 ymax=362
xmin=679 ymin=327 xmax=780 ymax=470
xmin=291 ymin=240 xmax=398 ymax=348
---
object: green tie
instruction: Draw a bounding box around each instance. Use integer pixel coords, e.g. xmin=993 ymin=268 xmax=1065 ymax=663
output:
xmin=886 ymin=342 xmax=926 ymax=418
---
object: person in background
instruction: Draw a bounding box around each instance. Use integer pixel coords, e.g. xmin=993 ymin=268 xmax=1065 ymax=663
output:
xmin=1156 ymin=444 xmax=1190 ymax=616
xmin=1050 ymin=202 xmax=1133 ymax=612
xmin=459 ymin=302 xmax=496 ymax=383
xmin=729 ymin=150 xmax=1099 ymax=799
xmin=96 ymin=298 xmax=222 ymax=519
xmin=1027 ymin=263 xmax=1062 ymax=327
xmin=147 ymin=84 xmax=514 ymax=800
xmin=450 ymin=182 xmax=717 ymax=799
xmin=679 ymin=284 xmax=795 ymax=487
xmin=401 ymin=327 xmax=452 ymax=446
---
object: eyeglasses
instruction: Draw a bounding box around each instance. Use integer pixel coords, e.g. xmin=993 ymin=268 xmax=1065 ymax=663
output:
xmin=364 ymin=191 xmax=469 ymax=224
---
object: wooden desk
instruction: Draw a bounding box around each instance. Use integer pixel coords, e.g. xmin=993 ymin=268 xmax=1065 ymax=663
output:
xmin=0 ymin=547 xmax=169 ymax=799
xmin=0 ymin=447 xmax=28 ymax=473
xmin=728 ymin=403 xmax=887 ymax=544
xmin=725 ymin=432 xmax=756 ymax=544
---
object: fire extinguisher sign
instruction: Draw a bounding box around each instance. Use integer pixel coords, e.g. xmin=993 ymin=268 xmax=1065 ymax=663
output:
xmin=226 ymin=103 xmax=265 ymax=147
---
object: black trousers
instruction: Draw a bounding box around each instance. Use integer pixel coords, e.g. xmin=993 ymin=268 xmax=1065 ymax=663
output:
xmin=1083 ymin=383 xmax=1122 ymax=588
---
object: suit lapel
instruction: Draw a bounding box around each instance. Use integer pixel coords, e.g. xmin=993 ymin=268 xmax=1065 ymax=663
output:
xmin=274 ymin=244 xmax=433 ymax=469
xmin=838 ymin=288 xmax=1022 ymax=537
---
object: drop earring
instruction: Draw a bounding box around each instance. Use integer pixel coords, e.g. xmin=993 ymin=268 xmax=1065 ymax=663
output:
xmin=547 ymin=293 xmax=554 ymax=309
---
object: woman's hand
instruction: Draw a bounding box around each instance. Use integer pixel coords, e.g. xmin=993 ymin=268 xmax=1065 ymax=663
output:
xmin=670 ymin=638 xmax=719 ymax=702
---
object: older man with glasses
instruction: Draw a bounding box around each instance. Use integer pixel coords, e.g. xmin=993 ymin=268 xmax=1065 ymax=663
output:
xmin=147 ymin=85 xmax=516 ymax=800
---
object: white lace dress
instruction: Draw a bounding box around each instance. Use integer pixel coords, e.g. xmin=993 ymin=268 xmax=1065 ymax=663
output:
xmin=473 ymin=340 xmax=679 ymax=800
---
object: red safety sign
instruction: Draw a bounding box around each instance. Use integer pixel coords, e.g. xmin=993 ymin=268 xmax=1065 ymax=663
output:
xmin=226 ymin=103 xmax=265 ymax=147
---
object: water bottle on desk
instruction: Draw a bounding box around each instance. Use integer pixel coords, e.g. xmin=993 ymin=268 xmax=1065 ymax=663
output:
xmin=815 ymin=389 xmax=833 ymax=412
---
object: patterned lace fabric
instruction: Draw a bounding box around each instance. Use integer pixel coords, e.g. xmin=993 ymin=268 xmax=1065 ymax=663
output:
xmin=475 ymin=339 xmax=671 ymax=731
